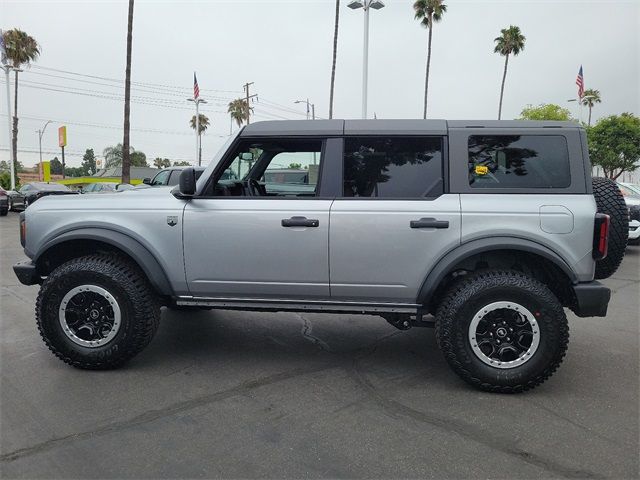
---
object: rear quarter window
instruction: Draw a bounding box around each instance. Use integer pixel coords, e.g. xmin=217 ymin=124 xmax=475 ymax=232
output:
xmin=468 ymin=135 xmax=570 ymax=189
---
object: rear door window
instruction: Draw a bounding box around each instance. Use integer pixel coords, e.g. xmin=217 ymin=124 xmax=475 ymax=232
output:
xmin=342 ymin=136 xmax=444 ymax=198
xmin=468 ymin=135 xmax=570 ymax=188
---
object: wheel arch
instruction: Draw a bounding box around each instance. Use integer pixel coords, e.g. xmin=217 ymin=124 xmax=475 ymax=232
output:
xmin=34 ymin=228 xmax=174 ymax=296
xmin=418 ymin=237 xmax=578 ymax=310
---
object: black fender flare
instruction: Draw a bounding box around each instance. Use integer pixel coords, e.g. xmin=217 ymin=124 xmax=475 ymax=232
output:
xmin=35 ymin=227 xmax=173 ymax=296
xmin=416 ymin=236 xmax=578 ymax=305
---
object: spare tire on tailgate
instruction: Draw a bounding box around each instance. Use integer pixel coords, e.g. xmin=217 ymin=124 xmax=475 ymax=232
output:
xmin=592 ymin=177 xmax=628 ymax=279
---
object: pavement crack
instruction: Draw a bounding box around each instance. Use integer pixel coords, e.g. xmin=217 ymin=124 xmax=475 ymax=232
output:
xmin=347 ymin=356 xmax=603 ymax=479
xmin=296 ymin=314 xmax=332 ymax=352
xmin=0 ymin=362 xmax=338 ymax=464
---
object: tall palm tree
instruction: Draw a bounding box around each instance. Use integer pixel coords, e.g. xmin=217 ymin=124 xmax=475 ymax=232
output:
xmin=228 ymin=99 xmax=251 ymax=129
xmin=2 ymin=29 xmax=40 ymax=168
xmin=328 ymin=0 xmax=340 ymax=119
xmin=494 ymin=25 xmax=526 ymax=120
xmin=190 ymin=113 xmax=209 ymax=165
xmin=413 ymin=0 xmax=447 ymax=119
xmin=581 ymin=88 xmax=601 ymax=126
xmin=189 ymin=113 xmax=210 ymax=135
xmin=122 ymin=0 xmax=134 ymax=184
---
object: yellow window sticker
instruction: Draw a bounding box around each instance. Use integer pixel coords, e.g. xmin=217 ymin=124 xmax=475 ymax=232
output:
xmin=475 ymin=165 xmax=489 ymax=175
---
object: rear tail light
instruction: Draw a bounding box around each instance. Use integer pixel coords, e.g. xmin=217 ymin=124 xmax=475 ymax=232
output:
xmin=592 ymin=213 xmax=610 ymax=260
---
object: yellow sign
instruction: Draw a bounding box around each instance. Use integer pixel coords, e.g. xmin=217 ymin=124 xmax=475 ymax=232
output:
xmin=42 ymin=161 xmax=51 ymax=182
xmin=475 ymin=165 xmax=489 ymax=175
xmin=58 ymin=126 xmax=67 ymax=147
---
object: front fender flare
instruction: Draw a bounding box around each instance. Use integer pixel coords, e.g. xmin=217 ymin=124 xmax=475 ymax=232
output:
xmin=417 ymin=236 xmax=578 ymax=305
xmin=35 ymin=227 xmax=173 ymax=296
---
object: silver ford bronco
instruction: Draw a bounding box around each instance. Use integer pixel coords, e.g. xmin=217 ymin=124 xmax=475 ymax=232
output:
xmin=13 ymin=120 xmax=628 ymax=393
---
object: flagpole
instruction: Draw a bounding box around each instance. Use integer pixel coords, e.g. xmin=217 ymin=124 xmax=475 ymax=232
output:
xmin=195 ymin=99 xmax=200 ymax=166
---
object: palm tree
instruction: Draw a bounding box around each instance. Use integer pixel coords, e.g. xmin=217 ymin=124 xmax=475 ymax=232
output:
xmin=189 ymin=113 xmax=210 ymax=135
xmin=328 ymin=0 xmax=340 ymax=119
xmin=228 ymin=99 xmax=251 ymax=129
xmin=122 ymin=0 xmax=135 ymax=184
xmin=581 ymin=88 xmax=601 ymax=126
xmin=494 ymin=25 xmax=526 ymax=120
xmin=413 ymin=0 xmax=447 ymax=119
xmin=2 ymin=29 xmax=40 ymax=168
xmin=190 ymin=113 xmax=209 ymax=165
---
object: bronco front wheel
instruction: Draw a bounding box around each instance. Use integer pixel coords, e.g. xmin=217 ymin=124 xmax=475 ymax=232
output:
xmin=36 ymin=254 xmax=160 ymax=369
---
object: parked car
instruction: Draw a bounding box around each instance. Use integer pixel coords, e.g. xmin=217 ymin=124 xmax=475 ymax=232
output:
xmin=7 ymin=182 xmax=78 ymax=211
xmin=0 ymin=187 xmax=8 ymax=216
xmin=140 ymin=166 xmax=206 ymax=188
xmin=13 ymin=120 xmax=628 ymax=393
xmin=617 ymin=183 xmax=640 ymax=245
xmin=619 ymin=182 xmax=640 ymax=196
xmin=82 ymin=182 xmax=133 ymax=194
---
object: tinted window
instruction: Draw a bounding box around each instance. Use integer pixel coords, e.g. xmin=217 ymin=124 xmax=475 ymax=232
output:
xmin=167 ymin=170 xmax=180 ymax=186
xmin=343 ymin=137 xmax=443 ymax=198
xmin=468 ymin=135 xmax=570 ymax=188
xmin=152 ymin=170 xmax=171 ymax=186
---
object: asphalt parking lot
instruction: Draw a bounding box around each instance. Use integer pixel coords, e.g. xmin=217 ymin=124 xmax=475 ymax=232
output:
xmin=1 ymin=211 xmax=638 ymax=479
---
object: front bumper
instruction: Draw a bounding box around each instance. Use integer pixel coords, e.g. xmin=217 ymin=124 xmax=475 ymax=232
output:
xmin=571 ymin=281 xmax=611 ymax=317
xmin=13 ymin=260 xmax=41 ymax=286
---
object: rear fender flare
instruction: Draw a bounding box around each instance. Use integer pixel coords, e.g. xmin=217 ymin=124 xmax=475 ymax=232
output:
xmin=417 ymin=237 xmax=577 ymax=305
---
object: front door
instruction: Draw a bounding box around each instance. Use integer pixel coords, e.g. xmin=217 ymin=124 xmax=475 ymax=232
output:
xmin=183 ymin=137 xmax=332 ymax=299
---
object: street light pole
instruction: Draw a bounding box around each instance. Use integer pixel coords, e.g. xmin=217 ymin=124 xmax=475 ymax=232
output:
xmin=295 ymin=99 xmax=315 ymax=120
xmin=36 ymin=120 xmax=52 ymax=181
xmin=348 ymin=0 xmax=384 ymax=119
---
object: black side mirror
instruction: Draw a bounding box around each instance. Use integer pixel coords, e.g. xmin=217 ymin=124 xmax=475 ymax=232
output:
xmin=142 ymin=177 xmax=151 ymax=185
xmin=179 ymin=168 xmax=197 ymax=196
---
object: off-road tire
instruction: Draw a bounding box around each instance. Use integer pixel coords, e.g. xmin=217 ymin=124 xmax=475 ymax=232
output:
xmin=36 ymin=254 xmax=160 ymax=369
xmin=435 ymin=270 xmax=569 ymax=393
xmin=592 ymin=177 xmax=628 ymax=279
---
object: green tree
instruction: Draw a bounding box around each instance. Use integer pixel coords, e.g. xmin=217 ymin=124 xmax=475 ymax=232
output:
xmin=588 ymin=113 xmax=640 ymax=179
xmin=0 ymin=172 xmax=19 ymax=190
xmin=328 ymin=0 xmax=340 ymax=119
xmin=288 ymin=163 xmax=302 ymax=169
xmin=81 ymin=148 xmax=97 ymax=175
xmin=189 ymin=113 xmax=210 ymax=135
xmin=153 ymin=157 xmax=171 ymax=169
xmin=2 ymin=29 xmax=40 ymax=170
xmin=173 ymin=161 xmax=191 ymax=166
xmin=103 ymin=144 xmax=148 ymax=168
xmin=413 ymin=0 xmax=447 ymax=119
xmin=49 ymin=156 xmax=63 ymax=175
xmin=64 ymin=166 xmax=84 ymax=177
xmin=122 ymin=0 xmax=135 ymax=184
xmin=228 ymin=98 xmax=251 ymax=128
xmin=519 ymin=104 xmax=573 ymax=121
xmin=494 ymin=25 xmax=526 ymax=120
xmin=581 ymin=88 xmax=602 ymax=127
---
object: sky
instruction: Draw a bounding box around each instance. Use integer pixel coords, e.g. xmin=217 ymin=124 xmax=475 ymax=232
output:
xmin=1 ymin=0 xmax=639 ymax=168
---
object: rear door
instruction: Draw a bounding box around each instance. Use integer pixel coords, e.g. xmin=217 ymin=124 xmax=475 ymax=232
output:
xmin=329 ymin=135 xmax=461 ymax=303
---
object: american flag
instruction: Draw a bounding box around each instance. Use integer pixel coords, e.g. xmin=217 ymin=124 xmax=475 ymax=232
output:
xmin=193 ymin=73 xmax=200 ymax=100
xmin=576 ymin=66 xmax=584 ymax=99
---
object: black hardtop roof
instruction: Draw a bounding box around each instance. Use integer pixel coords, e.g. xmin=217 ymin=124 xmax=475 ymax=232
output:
xmin=240 ymin=119 xmax=580 ymax=137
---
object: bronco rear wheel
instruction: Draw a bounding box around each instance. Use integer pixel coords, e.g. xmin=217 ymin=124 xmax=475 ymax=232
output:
xmin=592 ymin=177 xmax=628 ymax=279
xmin=436 ymin=270 xmax=569 ymax=393
xmin=36 ymin=254 xmax=160 ymax=369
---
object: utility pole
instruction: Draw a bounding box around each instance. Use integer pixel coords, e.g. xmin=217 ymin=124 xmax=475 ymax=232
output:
xmin=243 ymin=82 xmax=257 ymax=124
xmin=1 ymin=30 xmax=16 ymax=190
xmin=295 ymin=99 xmax=317 ymax=164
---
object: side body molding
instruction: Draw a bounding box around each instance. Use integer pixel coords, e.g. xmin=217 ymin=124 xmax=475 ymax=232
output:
xmin=416 ymin=236 xmax=578 ymax=305
xmin=35 ymin=228 xmax=174 ymax=296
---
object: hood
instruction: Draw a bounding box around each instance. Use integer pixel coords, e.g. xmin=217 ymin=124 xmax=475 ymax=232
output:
xmin=28 ymin=185 xmax=182 ymax=213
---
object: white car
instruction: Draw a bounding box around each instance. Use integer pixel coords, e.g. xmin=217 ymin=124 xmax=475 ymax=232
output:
xmin=617 ymin=183 xmax=640 ymax=245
